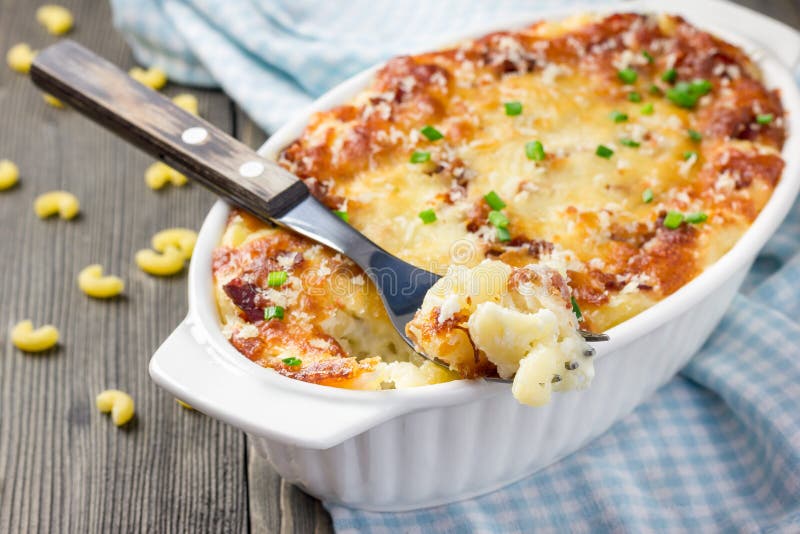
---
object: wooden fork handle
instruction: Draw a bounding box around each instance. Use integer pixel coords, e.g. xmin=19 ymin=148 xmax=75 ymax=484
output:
xmin=29 ymin=40 xmax=308 ymax=219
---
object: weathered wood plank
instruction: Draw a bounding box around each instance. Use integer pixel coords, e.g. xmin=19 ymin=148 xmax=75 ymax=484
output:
xmin=0 ymin=1 xmax=248 ymax=532
xmin=734 ymin=0 xmax=800 ymax=28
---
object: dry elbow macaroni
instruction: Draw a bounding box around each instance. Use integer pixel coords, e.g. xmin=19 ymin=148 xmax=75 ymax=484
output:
xmin=129 ymin=67 xmax=167 ymax=90
xmin=96 ymin=390 xmax=135 ymax=426
xmin=42 ymin=93 xmax=64 ymax=108
xmin=145 ymin=161 xmax=187 ymax=190
xmin=78 ymin=264 xmax=125 ymax=298
xmin=34 ymin=191 xmax=79 ymax=219
xmin=6 ymin=43 xmax=36 ymax=73
xmin=0 ymin=159 xmax=20 ymax=190
xmin=152 ymin=228 xmax=197 ymax=260
xmin=11 ymin=320 xmax=59 ymax=352
xmin=136 ymin=228 xmax=197 ymax=276
xmin=136 ymin=245 xmax=185 ymax=276
xmin=36 ymin=5 xmax=74 ymax=35
xmin=172 ymin=93 xmax=199 ymax=115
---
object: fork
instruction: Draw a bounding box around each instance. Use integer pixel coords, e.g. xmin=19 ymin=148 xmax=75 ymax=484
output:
xmin=30 ymin=40 xmax=607 ymax=380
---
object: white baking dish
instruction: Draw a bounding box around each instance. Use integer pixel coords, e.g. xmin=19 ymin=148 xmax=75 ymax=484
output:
xmin=150 ymin=0 xmax=800 ymax=511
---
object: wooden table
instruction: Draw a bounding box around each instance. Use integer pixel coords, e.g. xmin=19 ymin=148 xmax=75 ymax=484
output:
xmin=0 ymin=1 xmax=797 ymax=532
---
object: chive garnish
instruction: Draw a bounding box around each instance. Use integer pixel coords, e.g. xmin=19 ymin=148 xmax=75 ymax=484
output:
xmin=264 ymin=306 xmax=285 ymax=320
xmin=610 ymin=110 xmax=629 ymax=123
xmin=663 ymin=211 xmax=684 ymax=229
xmin=683 ymin=151 xmax=698 ymax=161
xmin=641 ymin=103 xmax=655 ymax=115
xmin=628 ymin=91 xmax=642 ymax=103
xmin=642 ymin=188 xmax=654 ymax=203
xmin=484 ymin=191 xmax=506 ymax=210
xmin=620 ymin=138 xmax=640 ymax=148
xmin=688 ymin=129 xmax=703 ymax=142
xmin=418 ymin=209 xmax=437 ymax=224
xmin=421 ymin=125 xmax=444 ymax=141
xmin=525 ymin=140 xmax=546 ymax=161
xmin=496 ymin=226 xmax=511 ymax=242
xmin=649 ymin=84 xmax=663 ymax=96
xmin=488 ymin=210 xmax=509 ymax=228
xmin=617 ymin=68 xmax=638 ymax=84
xmin=685 ymin=212 xmax=708 ymax=224
xmin=690 ymin=79 xmax=713 ymax=95
xmin=410 ymin=150 xmax=430 ymax=163
xmin=571 ymin=296 xmax=583 ymax=320
xmin=282 ymin=357 xmax=301 ymax=366
xmin=504 ymin=101 xmax=523 ymax=116
xmin=661 ymin=68 xmax=678 ymax=83
xmin=267 ymin=271 xmax=288 ymax=287
xmin=642 ymin=50 xmax=654 ymax=64
xmin=666 ymin=79 xmax=712 ymax=109
xmin=333 ymin=210 xmax=349 ymax=223
xmin=596 ymin=145 xmax=614 ymax=159
xmin=756 ymin=113 xmax=774 ymax=125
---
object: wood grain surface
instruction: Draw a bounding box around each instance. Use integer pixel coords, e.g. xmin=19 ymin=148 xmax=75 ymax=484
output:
xmin=0 ymin=1 xmax=247 ymax=532
xmin=0 ymin=1 xmax=796 ymax=533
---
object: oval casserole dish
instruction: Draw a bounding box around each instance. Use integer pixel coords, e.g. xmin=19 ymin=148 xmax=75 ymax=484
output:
xmin=150 ymin=0 xmax=800 ymax=511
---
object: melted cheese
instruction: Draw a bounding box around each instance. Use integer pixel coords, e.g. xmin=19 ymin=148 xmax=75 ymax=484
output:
xmin=214 ymin=13 xmax=786 ymax=401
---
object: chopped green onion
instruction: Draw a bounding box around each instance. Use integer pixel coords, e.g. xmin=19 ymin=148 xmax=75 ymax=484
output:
xmin=683 ymin=150 xmax=698 ymax=161
xmin=627 ymin=91 xmax=642 ymax=103
xmin=418 ymin=209 xmax=437 ymax=224
xmin=666 ymin=84 xmax=697 ymax=108
xmin=663 ymin=211 xmax=684 ymax=229
xmin=610 ymin=110 xmax=629 ymax=123
xmin=488 ymin=210 xmax=509 ymax=228
xmin=504 ymin=101 xmax=523 ymax=116
xmin=756 ymin=113 xmax=774 ymax=125
xmin=666 ymin=79 xmax=712 ymax=109
xmin=571 ymin=296 xmax=583 ymax=320
xmin=333 ymin=210 xmax=349 ymax=223
xmin=690 ymin=79 xmax=713 ymax=95
xmin=641 ymin=103 xmax=655 ymax=115
xmin=484 ymin=191 xmax=506 ymax=210
xmin=596 ymin=145 xmax=614 ymax=159
xmin=617 ymin=68 xmax=638 ymax=84
xmin=620 ymin=138 xmax=640 ymax=148
xmin=410 ymin=150 xmax=430 ymax=163
xmin=642 ymin=50 xmax=655 ymax=64
xmin=685 ymin=212 xmax=708 ymax=224
xmin=420 ymin=125 xmax=444 ymax=141
xmin=688 ymin=129 xmax=703 ymax=142
xmin=267 ymin=271 xmax=288 ymax=287
xmin=525 ymin=140 xmax=546 ymax=161
xmin=282 ymin=356 xmax=302 ymax=367
xmin=661 ymin=68 xmax=678 ymax=83
xmin=642 ymin=188 xmax=654 ymax=203
xmin=649 ymin=84 xmax=663 ymax=96
xmin=264 ymin=306 xmax=285 ymax=320
xmin=496 ymin=226 xmax=511 ymax=242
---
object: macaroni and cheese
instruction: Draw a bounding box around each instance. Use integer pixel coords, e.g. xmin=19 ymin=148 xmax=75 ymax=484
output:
xmin=212 ymin=13 xmax=786 ymax=404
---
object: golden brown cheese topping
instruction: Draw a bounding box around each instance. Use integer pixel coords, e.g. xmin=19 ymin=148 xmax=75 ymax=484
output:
xmin=213 ymin=13 xmax=786 ymax=390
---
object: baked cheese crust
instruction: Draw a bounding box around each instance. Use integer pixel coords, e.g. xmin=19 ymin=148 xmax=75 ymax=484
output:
xmin=213 ymin=13 xmax=786 ymax=388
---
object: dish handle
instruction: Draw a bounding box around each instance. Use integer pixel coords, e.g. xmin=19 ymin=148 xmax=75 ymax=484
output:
xmin=149 ymin=317 xmax=403 ymax=450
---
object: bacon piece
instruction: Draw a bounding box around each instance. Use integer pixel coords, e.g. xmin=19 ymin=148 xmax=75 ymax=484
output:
xmin=222 ymin=278 xmax=265 ymax=322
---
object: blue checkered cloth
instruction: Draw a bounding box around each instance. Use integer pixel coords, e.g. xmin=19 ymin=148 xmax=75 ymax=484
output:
xmin=110 ymin=0 xmax=578 ymax=132
xmin=110 ymin=1 xmax=800 ymax=531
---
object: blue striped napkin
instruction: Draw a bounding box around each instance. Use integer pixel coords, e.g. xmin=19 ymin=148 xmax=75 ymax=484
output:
xmin=110 ymin=1 xmax=800 ymax=531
